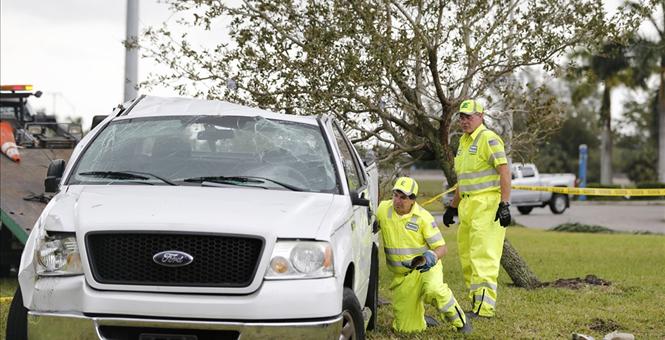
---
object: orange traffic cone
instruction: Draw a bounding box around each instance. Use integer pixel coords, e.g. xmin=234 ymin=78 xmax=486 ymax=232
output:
xmin=0 ymin=121 xmax=21 ymax=162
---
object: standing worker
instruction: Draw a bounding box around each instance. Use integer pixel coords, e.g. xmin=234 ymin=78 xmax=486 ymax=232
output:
xmin=377 ymin=176 xmax=472 ymax=334
xmin=443 ymin=99 xmax=512 ymax=318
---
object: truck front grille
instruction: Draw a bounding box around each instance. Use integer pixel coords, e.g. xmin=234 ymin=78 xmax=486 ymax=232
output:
xmin=86 ymin=232 xmax=264 ymax=287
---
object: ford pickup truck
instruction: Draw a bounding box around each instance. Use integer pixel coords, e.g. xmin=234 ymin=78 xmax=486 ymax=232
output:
xmin=6 ymin=95 xmax=380 ymax=340
xmin=511 ymin=163 xmax=576 ymax=215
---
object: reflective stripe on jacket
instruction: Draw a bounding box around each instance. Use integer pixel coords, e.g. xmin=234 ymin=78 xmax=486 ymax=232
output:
xmin=454 ymin=124 xmax=507 ymax=194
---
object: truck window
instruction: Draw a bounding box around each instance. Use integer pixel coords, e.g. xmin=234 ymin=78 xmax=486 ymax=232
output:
xmin=68 ymin=115 xmax=338 ymax=193
xmin=522 ymin=166 xmax=535 ymax=178
xmin=0 ymin=105 xmax=17 ymax=120
xmin=331 ymin=125 xmax=363 ymax=192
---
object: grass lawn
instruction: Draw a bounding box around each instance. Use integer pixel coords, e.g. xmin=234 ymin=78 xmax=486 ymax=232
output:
xmin=1 ymin=228 xmax=663 ymax=339
xmin=370 ymin=227 xmax=665 ymax=339
xmin=0 ymin=278 xmax=17 ymax=340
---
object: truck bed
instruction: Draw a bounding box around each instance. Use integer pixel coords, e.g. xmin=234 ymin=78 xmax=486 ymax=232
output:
xmin=1 ymin=148 xmax=73 ymax=239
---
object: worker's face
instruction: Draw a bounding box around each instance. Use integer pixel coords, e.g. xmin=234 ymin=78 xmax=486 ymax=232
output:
xmin=459 ymin=113 xmax=483 ymax=134
xmin=392 ymin=190 xmax=415 ymax=215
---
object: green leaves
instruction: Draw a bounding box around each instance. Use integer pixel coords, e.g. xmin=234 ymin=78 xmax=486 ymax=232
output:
xmin=144 ymin=0 xmax=650 ymax=184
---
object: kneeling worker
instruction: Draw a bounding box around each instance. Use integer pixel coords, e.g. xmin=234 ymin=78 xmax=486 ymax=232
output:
xmin=377 ymin=176 xmax=472 ymax=334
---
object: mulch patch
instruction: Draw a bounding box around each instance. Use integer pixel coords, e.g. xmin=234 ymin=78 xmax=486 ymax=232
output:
xmin=588 ymin=318 xmax=623 ymax=333
xmin=540 ymin=274 xmax=612 ymax=289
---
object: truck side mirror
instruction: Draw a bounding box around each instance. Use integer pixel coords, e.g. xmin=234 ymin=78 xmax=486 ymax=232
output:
xmin=44 ymin=159 xmax=66 ymax=193
xmin=350 ymin=190 xmax=370 ymax=207
xmin=91 ymin=115 xmax=108 ymax=130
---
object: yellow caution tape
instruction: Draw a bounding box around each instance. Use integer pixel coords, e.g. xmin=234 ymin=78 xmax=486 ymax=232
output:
xmin=512 ymin=185 xmax=665 ymax=196
xmin=419 ymin=186 xmax=457 ymax=206
xmin=419 ymin=184 xmax=664 ymax=206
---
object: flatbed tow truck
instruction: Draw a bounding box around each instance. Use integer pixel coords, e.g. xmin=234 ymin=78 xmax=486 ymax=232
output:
xmin=0 ymin=85 xmax=81 ymax=275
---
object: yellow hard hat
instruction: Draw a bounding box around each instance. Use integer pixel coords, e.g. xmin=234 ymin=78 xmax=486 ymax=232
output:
xmin=392 ymin=177 xmax=419 ymax=197
xmin=458 ymin=99 xmax=484 ymax=114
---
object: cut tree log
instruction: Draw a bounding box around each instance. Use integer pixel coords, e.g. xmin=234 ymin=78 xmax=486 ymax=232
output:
xmin=501 ymin=238 xmax=541 ymax=289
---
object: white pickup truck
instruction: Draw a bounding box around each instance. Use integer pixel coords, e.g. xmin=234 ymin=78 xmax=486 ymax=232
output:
xmin=7 ymin=95 xmax=380 ymax=340
xmin=511 ymin=163 xmax=576 ymax=215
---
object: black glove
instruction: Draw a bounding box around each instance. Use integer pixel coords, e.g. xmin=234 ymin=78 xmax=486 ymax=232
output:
xmin=495 ymin=201 xmax=511 ymax=227
xmin=442 ymin=207 xmax=458 ymax=227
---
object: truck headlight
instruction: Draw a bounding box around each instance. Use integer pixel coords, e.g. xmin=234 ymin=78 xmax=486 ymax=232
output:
xmin=36 ymin=232 xmax=83 ymax=276
xmin=265 ymin=241 xmax=333 ymax=279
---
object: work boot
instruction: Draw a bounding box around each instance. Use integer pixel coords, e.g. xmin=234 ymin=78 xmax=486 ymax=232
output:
xmin=424 ymin=315 xmax=439 ymax=328
xmin=466 ymin=310 xmax=494 ymax=319
xmin=457 ymin=315 xmax=472 ymax=334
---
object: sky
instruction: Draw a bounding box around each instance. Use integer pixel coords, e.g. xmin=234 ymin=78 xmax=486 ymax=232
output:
xmin=0 ymin=0 xmax=661 ymax=130
xmin=1 ymin=0 xmax=192 ymax=128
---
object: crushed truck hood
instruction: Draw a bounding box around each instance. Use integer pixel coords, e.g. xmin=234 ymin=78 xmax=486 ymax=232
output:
xmin=45 ymin=185 xmax=335 ymax=239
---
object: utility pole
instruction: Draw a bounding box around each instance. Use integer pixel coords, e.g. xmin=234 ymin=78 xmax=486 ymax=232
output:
xmin=578 ymin=144 xmax=588 ymax=201
xmin=124 ymin=0 xmax=139 ymax=102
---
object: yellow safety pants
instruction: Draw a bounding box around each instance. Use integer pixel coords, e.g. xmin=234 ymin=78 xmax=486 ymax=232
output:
xmin=389 ymin=261 xmax=467 ymax=333
xmin=457 ymin=191 xmax=505 ymax=317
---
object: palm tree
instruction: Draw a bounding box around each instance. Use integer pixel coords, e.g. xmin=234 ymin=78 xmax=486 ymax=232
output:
xmin=571 ymin=42 xmax=632 ymax=184
xmin=628 ymin=0 xmax=665 ymax=182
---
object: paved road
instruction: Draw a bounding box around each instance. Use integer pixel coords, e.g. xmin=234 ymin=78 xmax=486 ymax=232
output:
xmin=434 ymin=201 xmax=665 ymax=234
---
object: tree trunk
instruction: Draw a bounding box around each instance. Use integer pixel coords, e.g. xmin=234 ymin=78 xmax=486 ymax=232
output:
xmin=501 ymin=238 xmax=541 ymax=289
xmin=600 ymin=85 xmax=613 ymax=185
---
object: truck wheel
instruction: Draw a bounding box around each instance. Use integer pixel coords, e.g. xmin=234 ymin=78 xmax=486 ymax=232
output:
xmin=364 ymin=248 xmax=378 ymax=331
xmin=517 ymin=206 xmax=533 ymax=215
xmin=549 ymin=194 xmax=568 ymax=214
xmin=6 ymin=287 xmax=27 ymax=340
xmin=341 ymin=287 xmax=365 ymax=340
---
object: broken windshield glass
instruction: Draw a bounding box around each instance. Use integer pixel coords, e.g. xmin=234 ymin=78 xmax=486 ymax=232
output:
xmin=68 ymin=115 xmax=338 ymax=193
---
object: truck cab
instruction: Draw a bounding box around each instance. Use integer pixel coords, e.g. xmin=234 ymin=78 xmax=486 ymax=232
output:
xmin=0 ymin=85 xmax=82 ymax=149
xmin=7 ymin=95 xmax=380 ymax=340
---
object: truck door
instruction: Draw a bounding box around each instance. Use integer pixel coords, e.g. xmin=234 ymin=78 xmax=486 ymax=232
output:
xmin=331 ymin=123 xmax=372 ymax=296
xmin=516 ymin=164 xmax=541 ymax=203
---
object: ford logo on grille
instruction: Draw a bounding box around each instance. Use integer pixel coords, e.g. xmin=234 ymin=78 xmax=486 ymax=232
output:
xmin=152 ymin=250 xmax=194 ymax=267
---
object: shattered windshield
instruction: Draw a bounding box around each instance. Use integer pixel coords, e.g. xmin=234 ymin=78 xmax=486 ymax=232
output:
xmin=69 ymin=115 xmax=338 ymax=193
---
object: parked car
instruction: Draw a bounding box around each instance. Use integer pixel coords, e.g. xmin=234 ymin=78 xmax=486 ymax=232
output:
xmin=511 ymin=163 xmax=576 ymax=215
xmin=7 ymin=95 xmax=380 ymax=340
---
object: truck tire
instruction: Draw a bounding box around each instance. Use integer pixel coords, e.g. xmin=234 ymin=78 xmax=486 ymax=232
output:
xmin=549 ymin=194 xmax=568 ymax=214
xmin=341 ymin=287 xmax=365 ymax=340
xmin=517 ymin=206 xmax=533 ymax=215
xmin=364 ymin=248 xmax=379 ymax=331
xmin=6 ymin=287 xmax=27 ymax=340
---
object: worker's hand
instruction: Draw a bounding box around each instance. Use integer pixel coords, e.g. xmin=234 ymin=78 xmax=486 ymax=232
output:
xmin=442 ymin=207 xmax=458 ymax=227
xmin=416 ymin=250 xmax=438 ymax=273
xmin=495 ymin=202 xmax=511 ymax=227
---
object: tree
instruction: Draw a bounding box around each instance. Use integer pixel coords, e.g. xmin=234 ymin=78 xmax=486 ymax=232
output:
xmin=626 ymin=0 xmax=665 ymax=182
xmin=145 ymin=0 xmax=647 ymax=288
xmin=534 ymin=108 xmax=601 ymax=179
xmin=569 ymin=42 xmax=634 ymax=185
xmin=617 ymin=95 xmax=659 ymax=182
